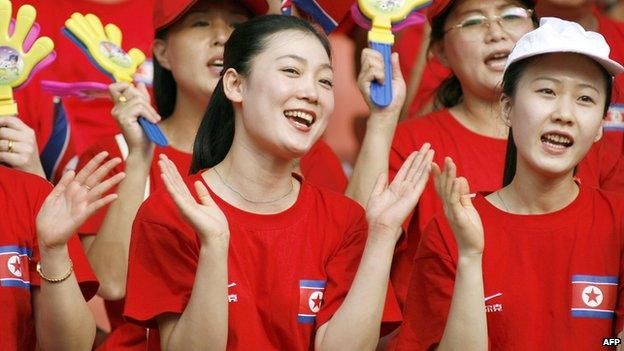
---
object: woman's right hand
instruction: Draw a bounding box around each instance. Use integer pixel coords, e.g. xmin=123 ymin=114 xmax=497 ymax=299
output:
xmin=357 ymin=49 xmax=406 ymax=121
xmin=158 ymin=154 xmax=230 ymax=247
xmin=109 ymin=82 xmax=161 ymax=154
xmin=432 ymin=157 xmax=484 ymax=257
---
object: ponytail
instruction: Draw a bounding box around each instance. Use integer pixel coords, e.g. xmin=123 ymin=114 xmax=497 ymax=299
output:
xmin=190 ymin=80 xmax=235 ymax=173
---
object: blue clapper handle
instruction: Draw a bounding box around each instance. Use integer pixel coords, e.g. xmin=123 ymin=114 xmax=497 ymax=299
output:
xmin=370 ymin=41 xmax=393 ymax=108
xmin=138 ymin=117 xmax=168 ymax=146
xmin=62 ymin=27 xmax=169 ymax=147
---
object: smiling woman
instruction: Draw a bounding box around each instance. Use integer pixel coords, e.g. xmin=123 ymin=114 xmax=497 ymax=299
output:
xmin=122 ymin=15 xmax=436 ymax=351
xmin=397 ymin=18 xmax=624 ymax=350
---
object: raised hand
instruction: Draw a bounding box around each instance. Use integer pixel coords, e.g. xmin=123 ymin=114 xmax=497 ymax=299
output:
xmin=64 ymin=13 xmax=145 ymax=82
xmin=109 ymin=82 xmax=160 ymax=152
xmin=432 ymin=157 xmax=484 ymax=257
xmin=36 ymin=151 xmax=125 ymax=249
xmin=366 ymin=143 xmax=434 ymax=241
xmin=357 ymin=49 xmax=406 ymax=119
xmin=158 ymin=154 xmax=229 ymax=246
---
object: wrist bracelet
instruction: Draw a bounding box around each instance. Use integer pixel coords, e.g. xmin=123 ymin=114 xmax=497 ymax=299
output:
xmin=36 ymin=259 xmax=73 ymax=283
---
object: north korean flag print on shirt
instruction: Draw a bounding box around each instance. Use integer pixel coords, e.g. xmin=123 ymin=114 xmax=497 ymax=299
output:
xmin=0 ymin=246 xmax=31 ymax=289
xmin=298 ymin=280 xmax=326 ymax=324
xmin=571 ymin=275 xmax=619 ymax=319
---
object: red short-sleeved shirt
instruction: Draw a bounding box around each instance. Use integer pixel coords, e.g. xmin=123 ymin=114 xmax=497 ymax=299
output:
xmin=124 ymin=173 xmax=401 ymax=350
xmin=389 ymin=109 xmax=624 ymax=308
xmin=396 ymin=186 xmax=624 ymax=350
xmin=76 ymin=135 xmax=344 ymax=349
xmin=0 ymin=166 xmax=98 ymax=351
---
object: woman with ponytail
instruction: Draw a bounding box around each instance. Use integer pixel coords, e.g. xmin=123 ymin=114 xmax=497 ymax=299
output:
xmin=123 ymin=15 xmax=431 ymax=350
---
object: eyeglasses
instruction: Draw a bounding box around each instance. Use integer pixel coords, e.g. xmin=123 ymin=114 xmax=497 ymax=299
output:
xmin=445 ymin=7 xmax=534 ymax=35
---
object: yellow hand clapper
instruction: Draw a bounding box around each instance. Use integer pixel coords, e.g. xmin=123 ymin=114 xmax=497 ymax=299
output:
xmin=0 ymin=0 xmax=55 ymax=116
xmin=63 ymin=13 xmax=167 ymax=146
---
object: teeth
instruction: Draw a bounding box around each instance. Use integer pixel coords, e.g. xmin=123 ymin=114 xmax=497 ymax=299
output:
xmin=211 ymin=59 xmax=223 ymax=67
xmin=542 ymin=133 xmax=572 ymax=146
xmin=284 ymin=110 xmax=313 ymax=123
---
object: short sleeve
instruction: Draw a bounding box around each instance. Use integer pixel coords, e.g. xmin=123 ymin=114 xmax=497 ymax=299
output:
xmin=395 ymin=217 xmax=457 ymax=351
xmin=124 ymin=199 xmax=199 ymax=329
xmin=299 ymin=140 xmax=348 ymax=193
xmin=315 ymin=209 xmax=402 ymax=333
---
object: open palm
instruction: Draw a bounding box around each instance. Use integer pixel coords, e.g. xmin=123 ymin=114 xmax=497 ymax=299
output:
xmin=158 ymin=155 xmax=229 ymax=245
xmin=432 ymin=157 xmax=484 ymax=256
xmin=366 ymin=143 xmax=434 ymax=241
xmin=36 ymin=152 xmax=124 ymax=249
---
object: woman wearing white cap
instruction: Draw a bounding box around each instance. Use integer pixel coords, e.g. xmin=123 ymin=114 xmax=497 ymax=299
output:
xmin=396 ymin=18 xmax=624 ymax=350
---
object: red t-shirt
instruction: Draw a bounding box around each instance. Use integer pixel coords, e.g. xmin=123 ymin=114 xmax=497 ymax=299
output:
xmin=389 ymin=109 xmax=624 ymax=308
xmin=124 ymin=173 xmax=401 ymax=350
xmin=396 ymin=186 xmax=624 ymax=350
xmin=12 ymin=0 xmax=154 ymax=153
xmin=0 ymin=166 xmax=98 ymax=351
xmin=76 ymin=136 xmax=345 ymax=349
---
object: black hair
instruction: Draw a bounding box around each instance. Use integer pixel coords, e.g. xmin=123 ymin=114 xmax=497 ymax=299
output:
xmin=501 ymin=55 xmax=614 ymax=186
xmin=153 ymin=28 xmax=177 ymax=119
xmin=429 ymin=0 xmax=537 ymax=109
xmin=190 ymin=15 xmax=332 ymax=174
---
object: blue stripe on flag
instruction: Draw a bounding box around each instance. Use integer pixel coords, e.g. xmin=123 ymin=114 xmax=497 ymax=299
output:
xmin=571 ymin=309 xmax=614 ymax=319
xmin=300 ymin=280 xmax=326 ymax=288
xmin=40 ymin=99 xmax=70 ymax=181
xmin=0 ymin=245 xmax=32 ymax=256
xmin=297 ymin=315 xmax=316 ymax=324
xmin=1 ymin=279 xmax=30 ymax=289
xmin=571 ymin=275 xmax=619 ymax=284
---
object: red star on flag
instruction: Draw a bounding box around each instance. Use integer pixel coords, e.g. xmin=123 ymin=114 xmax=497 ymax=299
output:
xmin=312 ymin=295 xmax=323 ymax=309
xmin=585 ymin=288 xmax=601 ymax=303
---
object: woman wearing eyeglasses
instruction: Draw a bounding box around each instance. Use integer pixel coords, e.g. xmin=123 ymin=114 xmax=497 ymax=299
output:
xmin=346 ymin=0 xmax=624 ymax=310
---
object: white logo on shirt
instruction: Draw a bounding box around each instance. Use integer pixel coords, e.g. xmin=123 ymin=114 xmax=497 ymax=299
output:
xmin=484 ymin=292 xmax=503 ymax=313
xmin=228 ymin=282 xmax=238 ymax=303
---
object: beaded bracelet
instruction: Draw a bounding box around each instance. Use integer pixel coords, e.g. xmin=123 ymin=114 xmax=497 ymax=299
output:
xmin=36 ymin=259 xmax=73 ymax=283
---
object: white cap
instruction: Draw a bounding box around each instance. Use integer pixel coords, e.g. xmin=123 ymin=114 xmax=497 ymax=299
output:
xmin=505 ymin=17 xmax=624 ymax=76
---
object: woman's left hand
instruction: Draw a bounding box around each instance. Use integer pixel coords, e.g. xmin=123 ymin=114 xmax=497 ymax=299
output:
xmin=365 ymin=143 xmax=433 ymax=241
xmin=36 ymin=151 xmax=125 ymax=250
